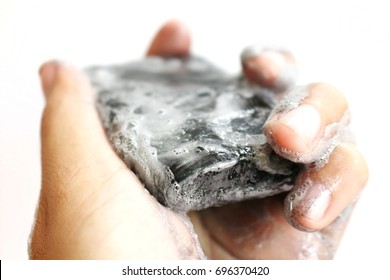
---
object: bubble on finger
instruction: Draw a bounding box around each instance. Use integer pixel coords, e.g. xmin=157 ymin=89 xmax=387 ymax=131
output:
xmin=266 ymin=85 xmax=310 ymax=119
xmin=310 ymin=110 xmax=354 ymax=170
xmin=286 ymin=176 xmax=313 ymax=212
xmin=241 ymin=45 xmax=298 ymax=92
xmin=240 ymin=44 xmax=293 ymax=63
xmin=266 ymin=85 xmax=354 ymax=165
xmin=273 ymin=60 xmax=298 ymax=92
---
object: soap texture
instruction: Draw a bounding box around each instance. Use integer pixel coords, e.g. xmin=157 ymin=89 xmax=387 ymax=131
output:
xmin=86 ymin=56 xmax=300 ymax=211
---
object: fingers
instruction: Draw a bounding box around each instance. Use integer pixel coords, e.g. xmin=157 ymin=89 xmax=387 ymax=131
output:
xmin=264 ymin=83 xmax=349 ymax=163
xmin=196 ymin=196 xmax=341 ymax=259
xmin=146 ymin=19 xmax=191 ymax=57
xmin=195 ymin=147 xmax=367 ymax=259
xmin=241 ymin=46 xmax=298 ymax=92
xmin=264 ymin=82 xmax=368 ymax=231
xmin=285 ymin=143 xmax=368 ymax=231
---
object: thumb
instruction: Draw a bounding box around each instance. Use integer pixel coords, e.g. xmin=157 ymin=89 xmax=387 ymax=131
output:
xmin=39 ymin=61 xmax=130 ymax=192
xmin=32 ymin=61 xmax=150 ymax=259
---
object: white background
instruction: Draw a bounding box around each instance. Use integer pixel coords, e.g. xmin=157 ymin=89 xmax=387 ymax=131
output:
xmin=0 ymin=0 xmax=389 ymax=259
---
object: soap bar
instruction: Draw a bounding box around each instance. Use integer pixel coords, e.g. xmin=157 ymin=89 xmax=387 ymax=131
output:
xmin=86 ymin=56 xmax=300 ymax=211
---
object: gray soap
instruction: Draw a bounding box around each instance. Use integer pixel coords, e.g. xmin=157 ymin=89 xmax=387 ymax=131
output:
xmin=86 ymin=56 xmax=300 ymax=211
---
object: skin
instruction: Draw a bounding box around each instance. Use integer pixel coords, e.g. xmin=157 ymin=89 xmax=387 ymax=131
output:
xmin=30 ymin=20 xmax=368 ymax=259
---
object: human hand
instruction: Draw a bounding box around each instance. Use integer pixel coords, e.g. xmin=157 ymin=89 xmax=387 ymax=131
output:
xmin=30 ymin=20 xmax=368 ymax=260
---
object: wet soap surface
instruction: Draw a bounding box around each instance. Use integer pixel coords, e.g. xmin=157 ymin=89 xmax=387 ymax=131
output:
xmin=87 ymin=56 xmax=300 ymax=211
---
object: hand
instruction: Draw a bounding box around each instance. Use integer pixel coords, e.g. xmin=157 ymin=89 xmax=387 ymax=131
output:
xmin=30 ymin=20 xmax=368 ymax=260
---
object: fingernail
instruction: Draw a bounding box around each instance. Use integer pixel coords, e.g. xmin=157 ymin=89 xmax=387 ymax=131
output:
xmin=285 ymin=180 xmax=331 ymax=231
xmin=39 ymin=61 xmax=60 ymax=97
xmin=278 ymin=104 xmax=321 ymax=146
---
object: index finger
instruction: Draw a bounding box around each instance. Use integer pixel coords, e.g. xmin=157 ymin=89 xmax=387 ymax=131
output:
xmin=146 ymin=19 xmax=191 ymax=57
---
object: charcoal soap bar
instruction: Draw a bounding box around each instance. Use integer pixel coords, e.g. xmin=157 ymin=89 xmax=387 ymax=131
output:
xmin=87 ymin=56 xmax=300 ymax=211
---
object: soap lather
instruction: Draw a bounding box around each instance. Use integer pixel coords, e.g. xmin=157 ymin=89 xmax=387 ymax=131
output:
xmin=86 ymin=56 xmax=301 ymax=212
